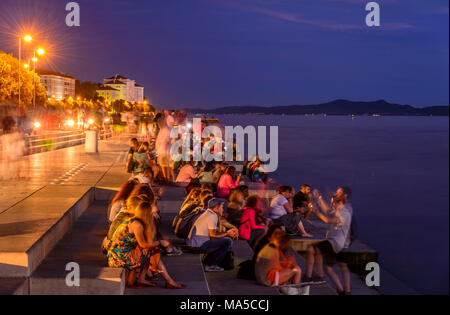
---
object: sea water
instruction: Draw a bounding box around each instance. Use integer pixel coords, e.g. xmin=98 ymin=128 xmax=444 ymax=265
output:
xmin=216 ymin=114 xmax=449 ymax=294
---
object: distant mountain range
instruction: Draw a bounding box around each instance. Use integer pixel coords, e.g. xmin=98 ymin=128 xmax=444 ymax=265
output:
xmin=185 ymin=99 xmax=449 ymax=116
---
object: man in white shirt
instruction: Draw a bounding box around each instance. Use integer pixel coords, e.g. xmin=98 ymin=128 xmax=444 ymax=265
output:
xmin=187 ymin=198 xmax=238 ymax=272
xmin=304 ymin=186 xmax=354 ymax=295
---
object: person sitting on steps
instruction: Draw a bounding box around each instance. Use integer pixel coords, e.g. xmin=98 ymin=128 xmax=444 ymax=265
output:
xmin=186 ymin=198 xmax=238 ymax=272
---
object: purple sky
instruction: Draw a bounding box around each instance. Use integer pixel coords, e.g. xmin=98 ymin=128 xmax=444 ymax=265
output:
xmin=0 ymin=0 xmax=448 ymax=108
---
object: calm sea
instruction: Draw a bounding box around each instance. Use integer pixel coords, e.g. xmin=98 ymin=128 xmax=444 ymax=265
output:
xmin=216 ymin=114 xmax=449 ymax=294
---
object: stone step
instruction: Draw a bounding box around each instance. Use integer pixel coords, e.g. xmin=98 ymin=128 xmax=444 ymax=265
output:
xmin=0 ymin=278 xmax=29 ymax=295
xmin=158 ymin=200 xmax=183 ymax=214
xmin=204 ymin=240 xmax=280 ymax=295
xmin=0 ymin=185 xmax=94 ymax=278
xmin=29 ymin=201 xmax=124 ymax=295
xmin=126 ymin=213 xmax=209 ymax=295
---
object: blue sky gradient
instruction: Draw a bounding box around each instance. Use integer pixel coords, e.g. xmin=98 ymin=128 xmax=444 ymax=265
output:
xmin=0 ymin=0 xmax=448 ymax=108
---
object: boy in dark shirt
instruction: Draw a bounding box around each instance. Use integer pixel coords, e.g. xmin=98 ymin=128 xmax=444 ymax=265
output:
xmin=293 ymin=184 xmax=313 ymax=220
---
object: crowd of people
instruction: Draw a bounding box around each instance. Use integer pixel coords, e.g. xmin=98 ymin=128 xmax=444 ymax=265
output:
xmin=104 ymin=110 xmax=355 ymax=295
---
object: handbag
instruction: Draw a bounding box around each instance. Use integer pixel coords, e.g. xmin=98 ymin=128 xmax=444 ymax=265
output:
xmin=237 ymin=260 xmax=255 ymax=280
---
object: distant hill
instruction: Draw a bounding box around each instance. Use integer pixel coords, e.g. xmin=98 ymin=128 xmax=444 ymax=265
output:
xmin=185 ymin=99 xmax=449 ymax=116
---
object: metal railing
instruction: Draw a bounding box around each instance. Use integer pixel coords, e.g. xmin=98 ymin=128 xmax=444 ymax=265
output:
xmin=0 ymin=128 xmax=114 ymax=156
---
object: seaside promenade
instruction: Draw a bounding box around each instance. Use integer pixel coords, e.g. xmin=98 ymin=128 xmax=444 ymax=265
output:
xmin=0 ymin=135 xmax=131 ymax=294
xmin=0 ymin=133 xmax=383 ymax=295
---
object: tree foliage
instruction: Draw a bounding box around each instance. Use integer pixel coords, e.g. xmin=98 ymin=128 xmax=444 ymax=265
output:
xmin=0 ymin=50 xmax=47 ymax=107
xmin=75 ymin=80 xmax=101 ymax=100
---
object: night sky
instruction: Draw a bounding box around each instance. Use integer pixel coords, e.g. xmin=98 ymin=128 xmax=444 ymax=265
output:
xmin=0 ymin=0 xmax=448 ymax=108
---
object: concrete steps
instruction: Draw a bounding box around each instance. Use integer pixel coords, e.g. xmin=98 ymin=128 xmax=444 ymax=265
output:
xmin=204 ymin=241 xmax=279 ymax=295
xmin=0 ymin=185 xmax=94 ymax=278
xmin=0 ymin=278 xmax=28 ymax=295
xmin=29 ymin=201 xmax=125 ymax=295
xmin=126 ymin=213 xmax=209 ymax=295
xmin=290 ymin=215 xmax=378 ymax=266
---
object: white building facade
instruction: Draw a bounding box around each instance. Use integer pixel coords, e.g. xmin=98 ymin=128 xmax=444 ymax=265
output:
xmin=38 ymin=70 xmax=76 ymax=101
xmin=100 ymin=74 xmax=144 ymax=103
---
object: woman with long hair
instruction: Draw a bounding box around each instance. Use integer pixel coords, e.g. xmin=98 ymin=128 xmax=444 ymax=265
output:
xmin=216 ymin=166 xmax=241 ymax=198
xmin=108 ymin=202 xmax=186 ymax=289
xmin=129 ymin=183 xmax=183 ymax=257
xmin=107 ymin=202 xmax=159 ymax=287
xmin=108 ymin=179 xmax=139 ymax=223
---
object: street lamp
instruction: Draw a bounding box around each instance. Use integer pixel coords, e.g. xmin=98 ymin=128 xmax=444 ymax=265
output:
xmin=32 ymin=48 xmax=45 ymax=108
xmin=19 ymin=35 xmax=32 ymax=106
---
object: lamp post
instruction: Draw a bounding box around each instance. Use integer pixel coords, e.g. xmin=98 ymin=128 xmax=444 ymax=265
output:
xmin=18 ymin=35 xmax=32 ymax=107
xmin=32 ymin=48 xmax=45 ymax=108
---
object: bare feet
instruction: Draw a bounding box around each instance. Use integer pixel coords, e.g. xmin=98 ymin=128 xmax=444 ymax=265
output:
xmin=136 ymin=280 xmax=157 ymax=287
xmin=165 ymin=281 xmax=187 ymax=289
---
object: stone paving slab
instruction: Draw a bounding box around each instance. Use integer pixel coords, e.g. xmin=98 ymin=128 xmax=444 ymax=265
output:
xmin=29 ymin=201 xmax=124 ymax=295
xmin=0 ymin=137 xmax=129 ymax=214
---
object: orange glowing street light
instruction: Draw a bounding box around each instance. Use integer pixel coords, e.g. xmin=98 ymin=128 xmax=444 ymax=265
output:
xmin=32 ymin=47 xmax=46 ymax=108
xmin=19 ymin=34 xmax=33 ymax=106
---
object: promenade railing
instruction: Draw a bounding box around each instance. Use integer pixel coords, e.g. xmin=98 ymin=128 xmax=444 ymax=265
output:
xmin=0 ymin=128 xmax=114 ymax=156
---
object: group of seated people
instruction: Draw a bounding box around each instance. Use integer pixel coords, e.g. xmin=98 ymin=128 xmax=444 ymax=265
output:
xmin=174 ymin=164 xmax=355 ymax=294
xmin=242 ymin=157 xmax=271 ymax=183
xmin=112 ymin=137 xmax=354 ymax=295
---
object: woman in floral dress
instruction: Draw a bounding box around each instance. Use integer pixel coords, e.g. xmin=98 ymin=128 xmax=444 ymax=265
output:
xmin=107 ymin=202 xmax=186 ymax=289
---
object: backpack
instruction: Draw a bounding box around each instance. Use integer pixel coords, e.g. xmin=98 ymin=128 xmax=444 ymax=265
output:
xmin=237 ymin=259 xmax=255 ymax=280
xmin=185 ymin=177 xmax=201 ymax=194
xmin=174 ymin=208 xmax=206 ymax=239
xmin=172 ymin=202 xmax=200 ymax=229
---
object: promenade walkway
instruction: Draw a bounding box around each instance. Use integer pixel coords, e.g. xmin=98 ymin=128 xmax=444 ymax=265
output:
xmin=0 ymin=133 xmax=384 ymax=295
xmin=0 ymin=135 xmax=131 ymax=293
xmin=0 ymin=135 xmax=129 ymax=213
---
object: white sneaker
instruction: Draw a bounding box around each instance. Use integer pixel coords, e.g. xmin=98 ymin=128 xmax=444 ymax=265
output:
xmin=280 ymin=285 xmax=310 ymax=296
xmin=204 ymin=265 xmax=224 ymax=272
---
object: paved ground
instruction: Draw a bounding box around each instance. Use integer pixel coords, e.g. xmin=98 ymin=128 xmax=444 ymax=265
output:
xmin=0 ymin=134 xmax=130 ymax=215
